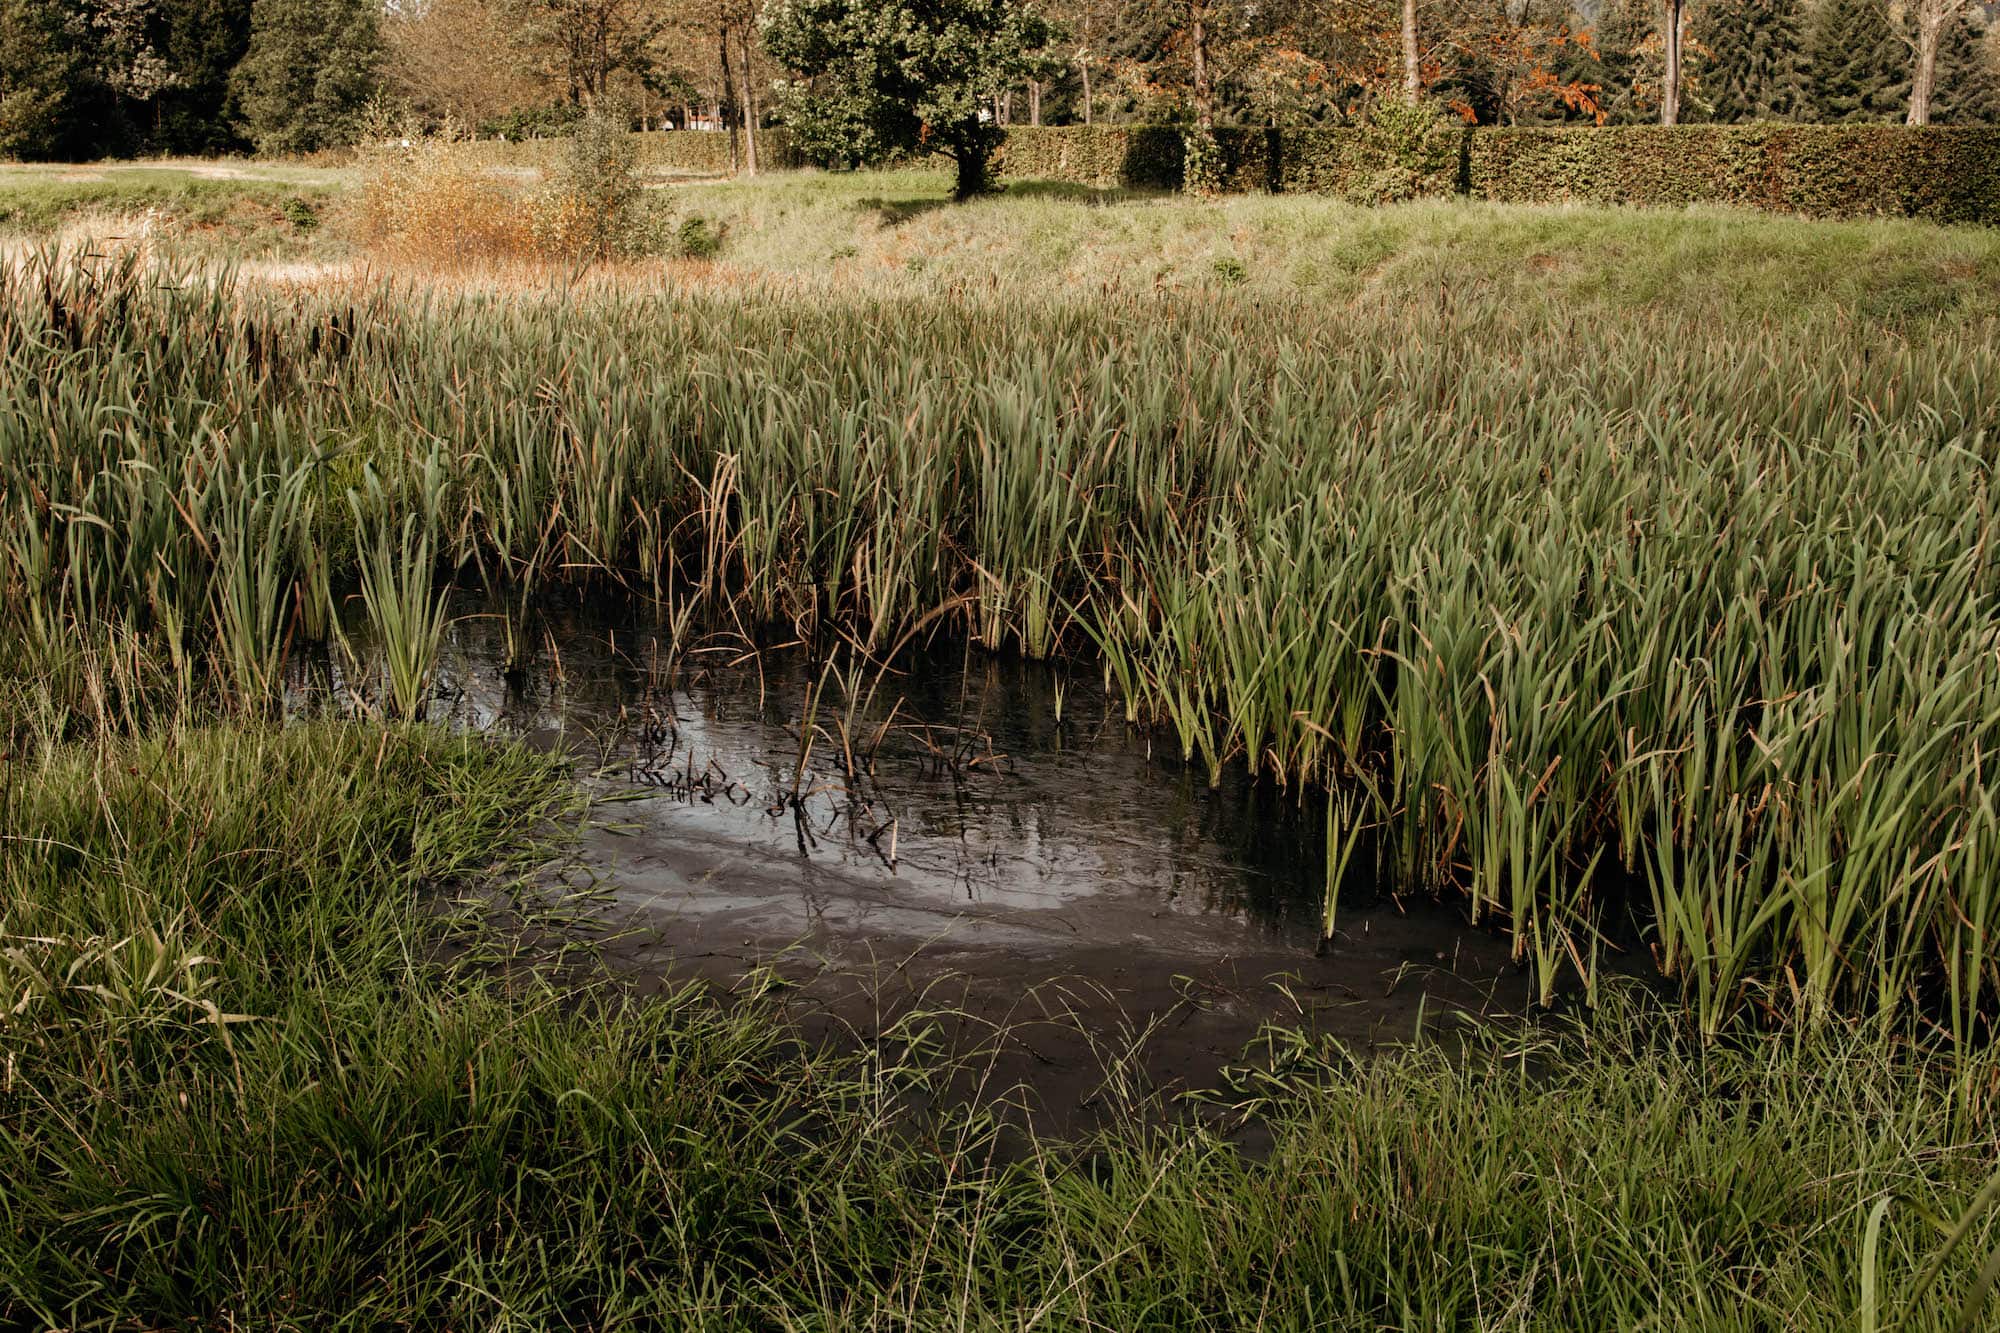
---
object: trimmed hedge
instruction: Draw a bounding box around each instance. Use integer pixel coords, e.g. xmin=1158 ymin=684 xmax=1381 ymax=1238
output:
xmin=988 ymin=126 xmax=1375 ymax=195
xmin=990 ymin=125 xmax=1183 ymax=189
xmin=464 ymin=128 xmax=803 ymax=175
xmin=994 ymin=123 xmax=2000 ymax=225
xmin=448 ymin=123 xmax=1998 ymax=225
xmin=1466 ymin=126 xmax=2000 ymax=226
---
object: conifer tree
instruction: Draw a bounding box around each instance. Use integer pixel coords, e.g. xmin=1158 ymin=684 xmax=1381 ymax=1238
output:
xmin=1931 ymin=7 xmax=2000 ymax=122
xmin=1807 ymin=0 xmax=1907 ymax=121
xmin=1695 ymin=0 xmax=1809 ymax=120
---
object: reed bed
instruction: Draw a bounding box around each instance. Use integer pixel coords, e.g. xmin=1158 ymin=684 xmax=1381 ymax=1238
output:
xmin=5 ymin=247 xmax=2000 ymax=1040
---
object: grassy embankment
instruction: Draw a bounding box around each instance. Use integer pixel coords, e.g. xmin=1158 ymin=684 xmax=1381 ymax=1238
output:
xmin=0 ymin=160 xmax=347 ymax=260
xmin=5 ymin=157 xmax=1999 ymax=324
xmin=5 ymin=167 xmax=2000 ymax=1326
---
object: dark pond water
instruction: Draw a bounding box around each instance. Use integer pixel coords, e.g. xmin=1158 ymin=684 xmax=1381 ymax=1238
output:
xmin=407 ymin=597 xmax=1539 ymax=1126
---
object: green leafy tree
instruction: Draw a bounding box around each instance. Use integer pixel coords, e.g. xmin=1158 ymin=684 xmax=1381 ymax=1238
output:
xmin=1807 ymin=0 xmax=1906 ymax=121
xmin=0 ymin=0 xmax=87 ymax=157
xmin=760 ymin=0 xmax=1053 ymax=199
xmin=232 ymin=0 xmax=382 ymax=153
xmin=151 ymin=0 xmax=252 ymax=153
xmin=1694 ymin=0 xmax=1808 ymax=120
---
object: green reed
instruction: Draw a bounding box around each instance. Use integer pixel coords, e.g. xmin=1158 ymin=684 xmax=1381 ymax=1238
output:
xmin=5 ymin=245 xmax=2000 ymax=1040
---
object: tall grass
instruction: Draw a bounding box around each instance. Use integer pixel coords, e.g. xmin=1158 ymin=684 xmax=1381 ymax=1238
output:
xmin=4 ymin=245 xmax=2000 ymax=1040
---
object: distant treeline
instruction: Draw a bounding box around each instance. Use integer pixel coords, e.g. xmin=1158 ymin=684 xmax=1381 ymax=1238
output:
xmin=0 ymin=0 xmax=1995 ymax=162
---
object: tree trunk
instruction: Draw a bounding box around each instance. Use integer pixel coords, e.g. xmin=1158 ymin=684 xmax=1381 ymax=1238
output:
xmin=1907 ymin=3 xmax=1943 ymax=125
xmin=1080 ymin=55 xmax=1092 ymax=125
xmin=738 ymin=22 xmax=759 ymax=174
xmin=1402 ymin=0 xmax=1421 ymax=102
xmin=952 ymin=127 xmax=992 ymax=199
xmin=1029 ymin=80 xmax=1042 ymax=126
xmin=1191 ymin=1 xmax=1212 ymax=131
xmin=1660 ymin=0 xmax=1683 ymax=125
xmin=719 ymin=23 xmax=740 ymax=173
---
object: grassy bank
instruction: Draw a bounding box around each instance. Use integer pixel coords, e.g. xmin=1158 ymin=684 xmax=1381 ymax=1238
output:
xmin=4 ymin=722 xmax=1998 ymax=1328
xmin=4 ymin=161 xmax=1999 ymax=325
xmin=663 ymin=169 xmax=2000 ymax=324
xmin=0 ymin=162 xmax=345 ymax=261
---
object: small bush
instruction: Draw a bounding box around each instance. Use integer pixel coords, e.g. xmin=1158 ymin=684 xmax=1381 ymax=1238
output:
xmin=357 ymin=119 xmax=532 ymax=269
xmin=280 ymin=195 xmax=320 ymax=232
xmin=676 ymin=215 xmax=724 ymax=259
xmin=1211 ymin=254 xmax=1247 ymax=285
xmin=530 ymin=113 xmax=648 ymax=262
xmin=1346 ymin=100 xmax=1463 ymax=205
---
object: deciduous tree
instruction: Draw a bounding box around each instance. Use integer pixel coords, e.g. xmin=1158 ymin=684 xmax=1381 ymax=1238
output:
xmin=385 ymin=0 xmax=541 ymax=128
xmin=503 ymin=0 xmax=660 ymax=107
xmin=761 ymin=0 xmax=1052 ymax=198
xmin=232 ymin=0 xmax=383 ymax=152
xmin=150 ymin=0 xmax=253 ymax=152
xmin=1903 ymin=0 xmax=1970 ymax=122
xmin=0 ymin=0 xmax=87 ymax=158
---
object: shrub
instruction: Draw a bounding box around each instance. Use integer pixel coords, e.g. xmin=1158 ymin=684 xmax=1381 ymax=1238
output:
xmin=676 ymin=215 xmax=724 ymax=259
xmin=1346 ymin=100 xmax=1464 ymax=205
xmin=530 ymin=113 xmax=646 ymax=262
xmin=357 ymin=119 xmax=531 ymax=269
xmin=280 ymin=195 xmax=320 ymax=232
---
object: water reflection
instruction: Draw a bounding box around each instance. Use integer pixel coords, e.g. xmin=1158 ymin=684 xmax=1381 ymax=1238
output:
xmin=422 ymin=598 xmax=1342 ymax=942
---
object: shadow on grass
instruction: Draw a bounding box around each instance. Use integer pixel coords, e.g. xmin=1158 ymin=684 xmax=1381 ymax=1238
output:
xmin=997 ymin=179 xmax=1167 ymax=206
xmin=856 ymin=195 xmax=956 ymax=226
xmin=858 ymin=179 xmax=1165 ymax=226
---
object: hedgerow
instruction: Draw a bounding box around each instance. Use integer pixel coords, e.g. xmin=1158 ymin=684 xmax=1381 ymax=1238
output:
xmin=444 ymin=122 xmax=1999 ymax=224
xmin=991 ymin=122 xmax=2000 ymax=224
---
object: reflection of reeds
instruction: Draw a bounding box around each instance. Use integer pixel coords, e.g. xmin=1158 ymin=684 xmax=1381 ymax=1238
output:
xmin=10 ymin=246 xmax=2000 ymax=1041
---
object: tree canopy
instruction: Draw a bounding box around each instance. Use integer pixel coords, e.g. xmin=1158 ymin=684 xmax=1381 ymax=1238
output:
xmin=760 ymin=0 xmax=1052 ymax=198
xmin=1 ymin=0 xmax=1997 ymax=163
xmin=232 ymin=0 xmax=382 ymax=154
